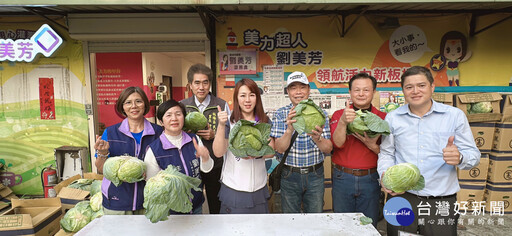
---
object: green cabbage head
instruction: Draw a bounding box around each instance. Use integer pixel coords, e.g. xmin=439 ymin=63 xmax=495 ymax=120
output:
xmin=184 ymin=111 xmax=208 ymax=133
xmin=228 ymin=119 xmax=275 ymax=158
xmin=347 ymin=110 xmax=390 ymax=137
xmin=384 ymin=103 xmax=399 ymax=113
xmin=103 ymin=156 xmax=146 ymax=187
xmin=89 ymin=192 xmax=103 ymax=212
xmin=67 ymin=179 xmax=94 ymax=191
xmin=89 ymin=180 xmax=102 ymax=196
xmin=382 ymin=163 xmax=425 ymax=193
xmin=468 ymin=102 xmax=493 ymax=114
xmin=60 ymin=201 xmax=94 ymax=232
xmin=292 ymin=99 xmax=326 ymax=134
xmin=144 ymin=165 xmax=202 ymax=223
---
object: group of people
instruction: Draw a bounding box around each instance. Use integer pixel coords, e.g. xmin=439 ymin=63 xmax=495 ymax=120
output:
xmin=94 ymin=63 xmax=480 ymax=236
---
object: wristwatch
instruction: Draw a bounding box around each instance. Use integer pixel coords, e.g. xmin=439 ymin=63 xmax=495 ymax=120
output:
xmin=458 ymin=153 xmax=463 ymax=165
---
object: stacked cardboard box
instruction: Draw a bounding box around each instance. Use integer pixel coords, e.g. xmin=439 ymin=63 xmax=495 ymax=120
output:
xmin=0 ymin=198 xmax=62 ymax=236
xmin=54 ymin=173 xmax=103 ymax=212
xmin=323 ymin=155 xmax=332 ymax=213
xmin=433 ymin=93 xmax=454 ymax=106
xmin=454 ymin=93 xmax=502 ymax=122
xmin=457 ymin=154 xmax=489 ymax=204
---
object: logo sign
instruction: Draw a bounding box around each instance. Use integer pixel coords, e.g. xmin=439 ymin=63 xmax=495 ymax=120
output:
xmin=383 ymin=196 xmax=415 ymax=226
xmin=0 ymin=24 xmax=63 ymax=62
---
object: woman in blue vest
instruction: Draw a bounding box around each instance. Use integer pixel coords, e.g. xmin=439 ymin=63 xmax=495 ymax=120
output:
xmin=144 ymin=99 xmax=213 ymax=214
xmin=212 ymin=78 xmax=275 ymax=214
xmin=94 ymin=86 xmax=163 ymax=215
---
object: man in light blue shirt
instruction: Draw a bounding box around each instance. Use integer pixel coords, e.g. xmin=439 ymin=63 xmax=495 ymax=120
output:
xmin=378 ymin=66 xmax=480 ymax=236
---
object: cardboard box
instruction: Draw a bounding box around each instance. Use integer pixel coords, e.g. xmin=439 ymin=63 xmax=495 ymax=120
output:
xmin=0 ymin=184 xmax=19 ymax=211
xmin=458 ymin=153 xmax=489 ymax=183
xmin=457 ymin=182 xmax=486 ymax=206
xmin=500 ymin=94 xmax=512 ymax=122
xmin=433 ymin=93 xmax=454 ymax=106
xmin=55 ymin=228 xmax=74 ymax=236
xmin=470 ymin=123 xmax=495 ymax=153
xmin=487 ymin=153 xmax=512 ymax=184
xmin=54 ymin=173 xmax=103 ymax=211
xmin=324 ymin=155 xmax=332 ymax=182
xmin=323 ymin=182 xmax=332 ymax=213
xmin=483 ymin=184 xmax=512 ymax=214
xmin=493 ymin=122 xmax=512 ymax=153
xmin=0 ymin=198 xmax=62 ymax=236
xmin=454 ymin=93 xmax=502 ymax=122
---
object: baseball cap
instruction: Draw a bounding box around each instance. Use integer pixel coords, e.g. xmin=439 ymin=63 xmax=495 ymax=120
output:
xmin=286 ymin=71 xmax=309 ymax=87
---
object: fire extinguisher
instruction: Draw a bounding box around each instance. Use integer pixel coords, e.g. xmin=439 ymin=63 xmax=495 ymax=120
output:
xmin=41 ymin=165 xmax=58 ymax=198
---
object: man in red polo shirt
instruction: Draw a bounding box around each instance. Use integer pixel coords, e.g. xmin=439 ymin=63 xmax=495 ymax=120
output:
xmin=330 ymin=73 xmax=386 ymax=228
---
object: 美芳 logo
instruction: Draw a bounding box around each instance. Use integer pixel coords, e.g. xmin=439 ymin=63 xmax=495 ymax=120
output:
xmin=383 ymin=196 xmax=415 ymax=226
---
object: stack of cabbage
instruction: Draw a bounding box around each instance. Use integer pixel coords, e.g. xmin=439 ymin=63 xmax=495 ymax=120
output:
xmin=103 ymin=155 xmax=146 ymax=186
xmin=144 ymin=165 xmax=201 ymax=223
xmin=67 ymin=179 xmax=102 ymax=195
xmin=60 ymin=192 xmax=104 ymax=233
xmin=382 ymin=163 xmax=425 ymax=193
xmin=347 ymin=110 xmax=390 ymax=137
xmin=467 ymin=102 xmax=493 ymax=114
xmin=228 ymin=119 xmax=275 ymax=158
xmin=292 ymin=99 xmax=326 ymax=134
xmin=184 ymin=111 xmax=208 ymax=133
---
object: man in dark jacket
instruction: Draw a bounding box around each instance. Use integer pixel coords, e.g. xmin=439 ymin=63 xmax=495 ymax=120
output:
xmin=180 ymin=63 xmax=230 ymax=214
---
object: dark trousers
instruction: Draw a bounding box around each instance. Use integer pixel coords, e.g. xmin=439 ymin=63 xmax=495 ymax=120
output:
xmin=201 ymin=166 xmax=222 ymax=214
xmin=387 ymin=192 xmax=458 ymax=236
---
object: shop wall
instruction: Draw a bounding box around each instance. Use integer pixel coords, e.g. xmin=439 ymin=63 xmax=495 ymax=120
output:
xmin=215 ymin=14 xmax=512 ymax=113
xmin=0 ymin=18 xmax=88 ymax=195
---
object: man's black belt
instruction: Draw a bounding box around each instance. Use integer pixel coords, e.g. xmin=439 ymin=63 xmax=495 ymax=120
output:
xmin=283 ymin=162 xmax=323 ymax=174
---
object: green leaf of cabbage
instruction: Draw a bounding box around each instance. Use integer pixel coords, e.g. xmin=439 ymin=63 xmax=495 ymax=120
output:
xmin=347 ymin=110 xmax=390 ymax=137
xmin=292 ymin=99 xmax=326 ymax=134
xmin=60 ymin=201 xmax=94 ymax=232
xmin=184 ymin=112 xmax=208 ymax=133
xmin=382 ymin=163 xmax=425 ymax=193
xmin=103 ymin=156 xmax=146 ymax=187
xmin=228 ymin=119 xmax=275 ymax=158
xmin=143 ymin=165 xmax=202 ymax=223
xmin=89 ymin=192 xmax=103 ymax=212
xmin=469 ymin=102 xmax=493 ymax=114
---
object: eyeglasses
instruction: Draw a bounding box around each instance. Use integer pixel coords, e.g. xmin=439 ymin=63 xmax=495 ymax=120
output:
xmin=352 ymin=88 xmax=373 ymax=94
xmin=123 ymin=100 xmax=144 ymax=107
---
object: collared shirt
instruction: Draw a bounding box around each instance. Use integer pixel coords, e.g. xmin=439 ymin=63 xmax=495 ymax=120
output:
xmin=270 ymin=103 xmax=331 ymax=167
xmin=378 ymin=100 xmax=480 ymax=197
xmin=330 ymin=105 xmax=386 ymax=169
xmin=194 ymin=94 xmax=231 ymax=115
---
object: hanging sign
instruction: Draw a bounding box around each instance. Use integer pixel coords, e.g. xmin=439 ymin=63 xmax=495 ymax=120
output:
xmin=0 ymin=24 xmax=63 ymax=62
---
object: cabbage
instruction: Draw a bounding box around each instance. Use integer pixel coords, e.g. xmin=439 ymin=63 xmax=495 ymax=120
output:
xmin=90 ymin=180 xmax=102 ymax=196
xmin=384 ymin=103 xmax=399 ymax=113
xmin=292 ymin=99 xmax=326 ymax=134
xmin=347 ymin=110 xmax=390 ymax=137
xmin=91 ymin=208 xmax=104 ymax=220
xmin=103 ymin=156 xmax=146 ymax=187
xmin=89 ymin=192 xmax=103 ymax=212
xmin=468 ymin=102 xmax=493 ymax=114
xmin=382 ymin=163 xmax=425 ymax=193
xmin=60 ymin=201 xmax=94 ymax=233
xmin=184 ymin=111 xmax=208 ymax=133
xmin=67 ymin=179 xmax=94 ymax=191
xmin=228 ymin=119 xmax=275 ymax=158
xmin=144 ymin=165 xmax=202 ymax=223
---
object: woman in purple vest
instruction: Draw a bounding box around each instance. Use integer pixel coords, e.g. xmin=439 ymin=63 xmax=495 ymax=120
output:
xmin=94 ymin=86 xmax=163 ymax=215
xmin=144 ymin=99 xmax=213 ymax=214
xmin=213 ymin=78 xmax=275 ymax=214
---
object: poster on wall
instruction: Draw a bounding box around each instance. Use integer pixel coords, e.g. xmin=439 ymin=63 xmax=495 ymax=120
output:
xmin=215 ymin=15 xmax=512 ymax=113
xmin=39 ymin=78 xmax=55 ymax=120
xmin=219 ymin=50 xmax=257 ymax=75
xmin=96 ymin=52 xmax=143 ymax=127
xmin=263 ymin=65 xmax=285 ymax=94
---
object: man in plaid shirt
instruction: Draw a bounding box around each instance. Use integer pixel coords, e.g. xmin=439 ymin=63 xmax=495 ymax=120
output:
xmin=271 ymin=71 xmax=332 ymax=213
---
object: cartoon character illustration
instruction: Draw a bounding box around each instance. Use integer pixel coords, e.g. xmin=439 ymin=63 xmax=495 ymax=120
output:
xmin=439 ymin=31 xmax=471 ymax=86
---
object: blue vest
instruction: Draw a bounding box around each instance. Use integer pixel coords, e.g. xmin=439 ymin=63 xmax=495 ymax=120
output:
xmin=148 ymin=131 xmax=204 ymax=213
xmin=102 ymin=119 xmax=163 ymax=211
